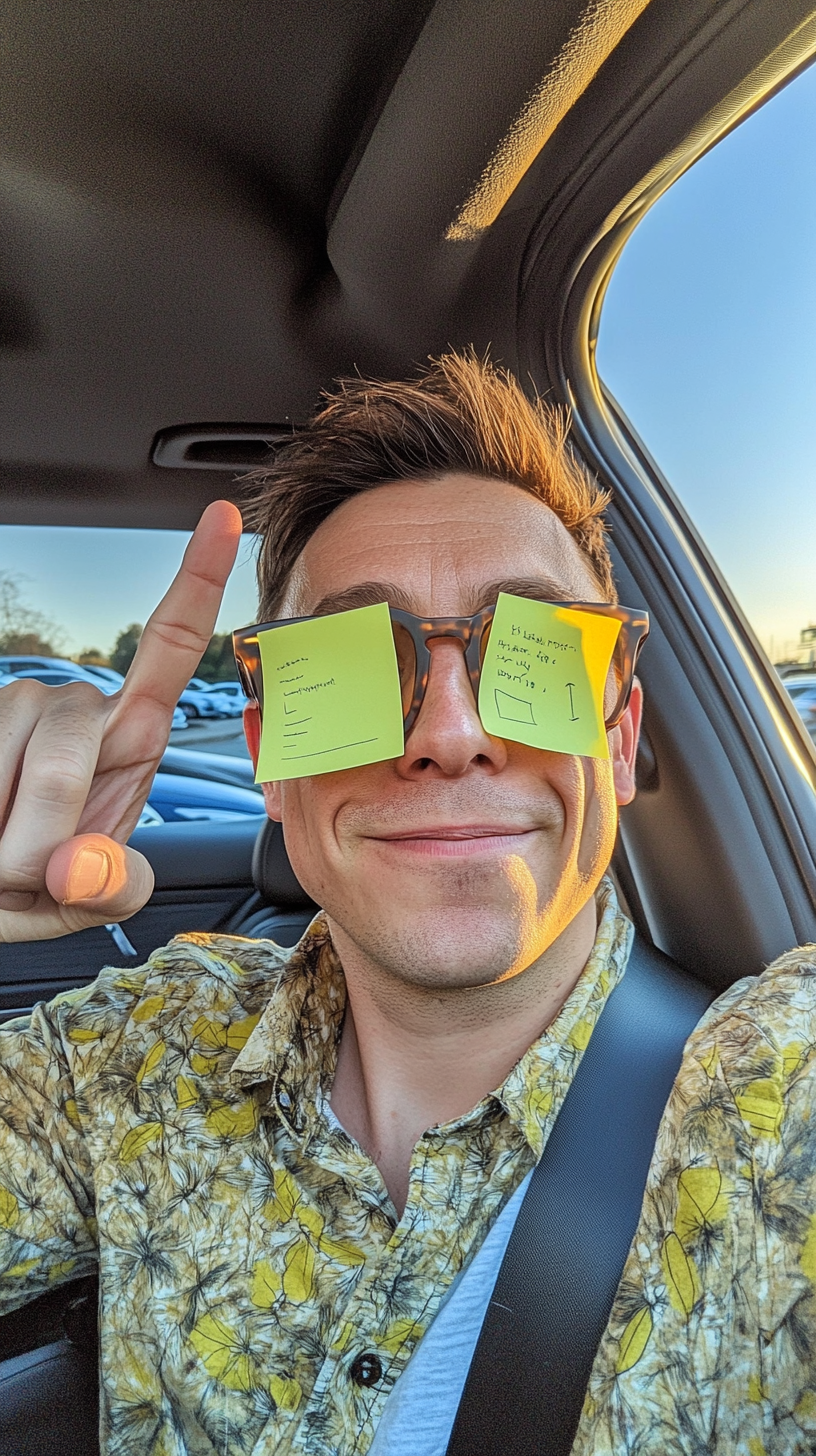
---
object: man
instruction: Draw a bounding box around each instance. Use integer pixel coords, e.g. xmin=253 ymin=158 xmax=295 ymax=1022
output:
xmin=0 ymin=353 xmax=814 ymax=1456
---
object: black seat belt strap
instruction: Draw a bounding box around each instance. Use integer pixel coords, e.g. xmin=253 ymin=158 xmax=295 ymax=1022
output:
xmin=446 ymin=934 xmax=715 ymax=1456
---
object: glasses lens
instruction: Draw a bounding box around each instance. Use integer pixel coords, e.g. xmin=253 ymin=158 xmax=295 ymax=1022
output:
xmin=391 ymin=623 xmax=417 ymax=721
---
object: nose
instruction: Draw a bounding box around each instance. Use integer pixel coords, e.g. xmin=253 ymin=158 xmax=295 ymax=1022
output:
xmin=396 ymin=636 xmax=508 ymax=779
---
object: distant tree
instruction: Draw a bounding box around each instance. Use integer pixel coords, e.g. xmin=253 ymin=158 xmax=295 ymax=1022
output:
xmin=109 ymin=623 xmax=143 ymax=676
xmin=0 ymin=629 xmax=62 ymax=656
xmin=0 ymin=571 xmax=66 ymax=657
xmin=77 ymin=648 xmax=110 ymax=666
xmin=198 ymin=633 xmax=236 ymax=681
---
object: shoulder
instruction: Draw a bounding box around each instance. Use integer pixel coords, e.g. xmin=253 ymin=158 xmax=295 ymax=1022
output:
xmin=588 ymin=945 xmax=816 ymax=1448
xmin=651 ymin=941 xmax=816 ymax=1180
xmin=684 ymin=941 xmax=816 ymax=1103
xmin=32 ymin=932 xmax=295 ymax=1076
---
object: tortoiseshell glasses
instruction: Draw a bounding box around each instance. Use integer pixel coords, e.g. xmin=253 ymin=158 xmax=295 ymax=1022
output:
xmin=233 ymin=600 xmax=649 ymax=737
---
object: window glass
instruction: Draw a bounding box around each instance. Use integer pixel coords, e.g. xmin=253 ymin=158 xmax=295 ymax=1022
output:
xmin=0 ymin=524 xmax=259 ymax=764
xmin=597 ymin=60 xmax=816 ymax=685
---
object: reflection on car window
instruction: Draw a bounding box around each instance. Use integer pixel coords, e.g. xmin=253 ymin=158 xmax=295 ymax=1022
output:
xmin=597 ymin=60 xmax=816 ymax=728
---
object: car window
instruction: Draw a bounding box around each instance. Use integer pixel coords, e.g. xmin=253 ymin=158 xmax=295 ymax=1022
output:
xmin=597 ymin=61 xmax=816 ymax=715
xmin=0 ymin=524 xmax=259 ymax=767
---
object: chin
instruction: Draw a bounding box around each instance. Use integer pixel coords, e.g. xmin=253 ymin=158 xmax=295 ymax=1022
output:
xmin=334 ymin=903 xmax=545 ymax=991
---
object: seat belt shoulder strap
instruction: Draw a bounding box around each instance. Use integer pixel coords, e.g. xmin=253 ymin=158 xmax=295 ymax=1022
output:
xmin=446 ymin=934 xmax=715 ymax=1456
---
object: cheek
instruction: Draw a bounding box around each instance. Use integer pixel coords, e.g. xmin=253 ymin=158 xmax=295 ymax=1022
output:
xmin=277 ymin=781 xmax=341 ymax=904
xmin=576 ymin=759 xmax=618 ymax=878
xmin=278 ymin=772 xmax=382 ymax=907
xmin=530 ymin=750 xmax=581 ymax=830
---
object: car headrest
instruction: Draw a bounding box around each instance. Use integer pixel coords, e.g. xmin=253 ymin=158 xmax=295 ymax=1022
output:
xmin=251 ymin=818 xmax=319 ymax=911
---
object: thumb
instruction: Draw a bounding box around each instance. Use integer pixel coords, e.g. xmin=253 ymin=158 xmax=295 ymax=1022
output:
xmin=46 ymin=834 xmax=155 ymax=926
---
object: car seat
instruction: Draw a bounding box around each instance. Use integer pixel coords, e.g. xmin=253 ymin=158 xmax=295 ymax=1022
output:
xmin=223 ymin=817 xmax=319 ymax=945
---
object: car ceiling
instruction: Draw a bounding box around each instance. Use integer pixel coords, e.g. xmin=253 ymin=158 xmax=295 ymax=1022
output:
xmin=3 ymin=0 xmax=816 ymax=529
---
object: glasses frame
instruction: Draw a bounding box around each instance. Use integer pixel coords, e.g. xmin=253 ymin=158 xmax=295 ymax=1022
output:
xmin=233 ymin=600 xmax=650 ymax=738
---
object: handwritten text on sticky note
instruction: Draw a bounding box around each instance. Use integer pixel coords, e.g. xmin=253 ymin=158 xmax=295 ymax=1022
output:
xmin=255 ymin=602 xmax=405 ymax=781
xmin=477 ymin=594 xmax=621 ymax=759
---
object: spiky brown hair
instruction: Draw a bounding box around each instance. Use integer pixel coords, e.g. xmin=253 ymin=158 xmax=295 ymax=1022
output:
xmin=245 ymin=351 xmax=615 ymax=616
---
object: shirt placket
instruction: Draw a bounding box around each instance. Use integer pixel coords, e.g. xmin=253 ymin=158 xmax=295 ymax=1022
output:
xmin=244 ymin=1126 xmax=488 ymax=1456
xmin=302 ymin=1135 xmax=470 ymax=1456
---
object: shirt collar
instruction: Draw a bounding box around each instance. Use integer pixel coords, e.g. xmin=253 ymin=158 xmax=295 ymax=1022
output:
xmin=490 ymin=877 xmax=633 ymax=1157
xmin=230 ymin=879 xmax=633 ymax=1155
xmin=229 ymin=913 xmax=347 ymax=1138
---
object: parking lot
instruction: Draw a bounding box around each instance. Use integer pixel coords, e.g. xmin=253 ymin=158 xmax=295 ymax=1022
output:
xmin=168 ymin=718 xmax=251 ymax=758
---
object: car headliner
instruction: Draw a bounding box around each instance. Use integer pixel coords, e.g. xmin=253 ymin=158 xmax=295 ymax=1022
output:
xmin=3 ymin=0 xmax=816 ymax=529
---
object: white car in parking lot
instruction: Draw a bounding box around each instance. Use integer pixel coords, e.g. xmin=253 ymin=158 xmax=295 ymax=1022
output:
xmin=201 ymin=678 xmax=249 ymax=710
xmin=183 ymin=677 xmax=244 ymax=717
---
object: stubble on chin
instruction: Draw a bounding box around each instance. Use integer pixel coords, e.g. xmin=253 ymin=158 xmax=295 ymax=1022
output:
xmin=324 ymin=852 xmax=570 ymax=996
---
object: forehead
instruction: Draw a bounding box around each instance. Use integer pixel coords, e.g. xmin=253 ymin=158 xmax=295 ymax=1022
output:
xmin=284 ymin=473 xmax=603 ymax=614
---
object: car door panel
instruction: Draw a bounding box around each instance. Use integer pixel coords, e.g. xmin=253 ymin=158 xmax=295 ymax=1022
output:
xmin=0 ymin=819 xmax=259 ymax=1021
xmin=0 ymin=1278 xmax=99 ymax=1456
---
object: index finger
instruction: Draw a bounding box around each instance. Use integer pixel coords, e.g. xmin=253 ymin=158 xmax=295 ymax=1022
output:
xmin=121 ymin=500 xmax=244 ymax=715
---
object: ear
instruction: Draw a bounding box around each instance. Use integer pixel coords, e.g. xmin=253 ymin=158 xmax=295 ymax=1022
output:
xmin=610 ymin=678 xmax=643 ymax=807
xmin=242 ymin=702 xmax=283 ymax=820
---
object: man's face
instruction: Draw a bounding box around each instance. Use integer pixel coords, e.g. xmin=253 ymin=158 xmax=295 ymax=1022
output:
xmin=244 ymin=474 xmax=641 ymax=990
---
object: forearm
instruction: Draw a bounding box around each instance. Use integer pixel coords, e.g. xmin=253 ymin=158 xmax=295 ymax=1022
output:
xmin=0 ymin=1002 xmax=98 ymax=1314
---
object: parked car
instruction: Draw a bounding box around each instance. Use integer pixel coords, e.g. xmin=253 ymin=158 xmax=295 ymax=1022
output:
xmin=177 ymin=684 xmax=235 ymax=719
xmin=2 ymin=657 xmax=235 ymax=722
xmin=792 ymin=687 xmax=816 ymax=739
xmin=203 ymin=678 xmax=249 ymax=709
xmin=11 ymin=667 xmax=114 ymax=689
xmin=159 ymin=745 xmax=258 ymax=791
xmin=0 ymin=653 xmax=94 ymax=676
xmin=77 ymin=663 xmax=127 ymax=689
xmin=781 ymin=673 xmax=816 ymax=702
xmin=139 ymin=770 xmax=266 ymax=825
xmin=185 ymin=677 xmax=245 ymax=715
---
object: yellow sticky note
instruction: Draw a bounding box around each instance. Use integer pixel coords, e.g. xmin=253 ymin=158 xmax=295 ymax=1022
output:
xmin=477 ymin=594 xmax=621 ymax=759
xmin=255 ymin=602 xmax=405 ymax=782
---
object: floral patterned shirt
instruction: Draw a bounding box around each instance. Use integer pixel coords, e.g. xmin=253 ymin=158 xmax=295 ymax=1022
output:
xmin=1 ymin=883 xmax=815 ymax=1455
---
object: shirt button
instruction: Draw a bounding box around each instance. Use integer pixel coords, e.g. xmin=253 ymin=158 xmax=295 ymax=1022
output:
xmin=349 ymin=1352 xmax=383 ymax=1387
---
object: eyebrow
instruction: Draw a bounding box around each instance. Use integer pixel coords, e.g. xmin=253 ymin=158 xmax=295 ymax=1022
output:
xmin=309 ymin=582 xmax=416 ymax=616
xmin=307 ymin=575 xmax=585 ymax=618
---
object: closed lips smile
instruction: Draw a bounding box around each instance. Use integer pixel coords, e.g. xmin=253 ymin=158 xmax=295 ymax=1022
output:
xmin=370 ymin=827 xmax=537 ymax=857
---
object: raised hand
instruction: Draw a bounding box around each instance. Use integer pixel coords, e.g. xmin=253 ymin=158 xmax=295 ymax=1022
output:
xmin=0 ymin=500 xmax=243 ymax=943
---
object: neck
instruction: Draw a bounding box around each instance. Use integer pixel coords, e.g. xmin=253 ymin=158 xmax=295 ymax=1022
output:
xmin=328 ymin=897 xmax=598 ymax=1217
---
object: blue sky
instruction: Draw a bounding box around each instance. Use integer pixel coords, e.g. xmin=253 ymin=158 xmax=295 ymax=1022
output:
xmin=1 ymin=61 xmax=814 ymax=662
xmin=0 ymin=526 xmax=260 ymax=656
xmin=597 ymin=59 xmax=816 ymax=661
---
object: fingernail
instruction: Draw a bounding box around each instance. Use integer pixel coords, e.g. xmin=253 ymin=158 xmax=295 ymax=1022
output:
xmin=64 ymin=848 xmax=112 ymax=903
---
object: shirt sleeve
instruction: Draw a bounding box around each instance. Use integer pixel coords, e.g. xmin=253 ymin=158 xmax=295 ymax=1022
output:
xmin=0 ymin=973 xmax=137 ymax=1315
xmin=575 ymin=944 xmax=816 ymax=1456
